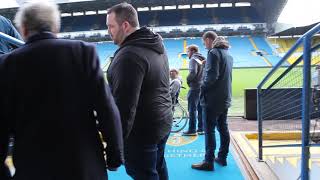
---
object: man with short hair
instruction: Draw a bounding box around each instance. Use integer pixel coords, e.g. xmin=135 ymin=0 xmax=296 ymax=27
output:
xmin=0 ymin=2 xmax=123 ymax=180
xmin=106 ymin=2 xmax=172 ymax=180
xmin=183 ymin=44 xmax=205 ymax=136
xmin=192 ymin=31 xmax=233 ymax=171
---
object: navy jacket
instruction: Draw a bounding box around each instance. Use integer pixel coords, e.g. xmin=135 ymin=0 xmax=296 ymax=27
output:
xmin=0 ymin=15 xmax=22 ymax=54
xmin=200 ymin=48 xmax=233 ymax=114
xmin=107 ymin=27 xmax=172 ymax=144
xmin=0 ymin=32 xmax=123 ymax=180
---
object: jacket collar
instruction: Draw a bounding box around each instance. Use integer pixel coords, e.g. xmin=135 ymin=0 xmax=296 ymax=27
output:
xmin=26 ymin=32 xmax=57 ymax=44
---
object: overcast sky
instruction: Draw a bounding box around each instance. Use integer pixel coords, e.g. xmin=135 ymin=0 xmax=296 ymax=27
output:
xmin=277 ymin=0 xmax=320 ymax=26
xmin=0 ymin=0 xmax=319 ymax=27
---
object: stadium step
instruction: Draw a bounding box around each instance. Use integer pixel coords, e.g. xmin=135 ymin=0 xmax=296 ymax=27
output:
xmin=265 ymin=155 xmax=320 ymax=180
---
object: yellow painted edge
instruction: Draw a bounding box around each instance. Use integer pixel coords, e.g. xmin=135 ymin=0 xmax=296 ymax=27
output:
xmin=245 ymin=132 xmax=302 ymax=140
xmin=183 ymin=39 xmax=187 ymax=53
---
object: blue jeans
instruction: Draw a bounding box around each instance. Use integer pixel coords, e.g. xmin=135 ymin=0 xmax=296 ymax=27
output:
xmin=124 ymin=134 xmax=169 ymax=180
xmin=187 ymin=89 xmax=203 ymax=132
xmin=202 ymin=107 xmax=230 ymax=163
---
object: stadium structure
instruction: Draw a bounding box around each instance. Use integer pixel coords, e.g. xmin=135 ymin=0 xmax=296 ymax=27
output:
xmin=1 ymin=0 xmax=320 ymax=180
xmin=0 ymin=0 xmax=290 ymax=69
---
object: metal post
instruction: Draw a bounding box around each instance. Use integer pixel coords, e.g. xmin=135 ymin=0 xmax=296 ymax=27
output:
xmin=257 ymin=88 xmax=263 ymax=161
xmin=301 ymin=36 xmax=311 ymax=180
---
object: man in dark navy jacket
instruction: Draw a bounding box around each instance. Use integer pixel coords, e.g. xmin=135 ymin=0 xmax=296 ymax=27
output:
xmin=192 ymin=32 xmax=233 ymax=171
xmin=0 ymin=2 xmax=123 ymax=180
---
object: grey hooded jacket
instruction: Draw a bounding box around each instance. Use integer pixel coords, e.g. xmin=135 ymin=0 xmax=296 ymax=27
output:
xmin=187 ymin=52 xmax=205 ymax=90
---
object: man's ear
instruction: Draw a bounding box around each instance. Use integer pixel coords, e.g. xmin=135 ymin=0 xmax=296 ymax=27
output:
xmin=19 ymin=25 xmax=29 ymax=41
xmin=205 ymin=38 xmax=210 ymax=44
xmin=123 ymin=21 xmax=131 ymax=34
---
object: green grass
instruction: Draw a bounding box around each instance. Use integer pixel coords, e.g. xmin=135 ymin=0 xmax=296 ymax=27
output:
xmin=178 ymin=68 xmax=273 ymax=116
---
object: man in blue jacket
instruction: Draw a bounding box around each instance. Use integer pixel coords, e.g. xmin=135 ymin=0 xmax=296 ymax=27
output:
xmin=192 ymin=31 xmax=233 ymax=171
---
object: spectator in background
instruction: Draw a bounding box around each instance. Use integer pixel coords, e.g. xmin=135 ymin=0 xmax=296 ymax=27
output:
xmin=106 ymin=2 xmax=172 ymax=180
xmin=192 ymin=32 xmax=233 ymax=171
xmin=169 ymin=68 xmax=182 ymax=105
xmin=0 ymin=15 xmax=22 ymax=54
xmin=183 ymin=44 xmax=205 ymax=136
xmin=0 ymin=2 xmax=123 ymax=180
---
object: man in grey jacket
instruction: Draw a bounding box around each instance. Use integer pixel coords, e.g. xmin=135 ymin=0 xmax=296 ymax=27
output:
xmin=183 ymin=45 xmax=205 ymax=136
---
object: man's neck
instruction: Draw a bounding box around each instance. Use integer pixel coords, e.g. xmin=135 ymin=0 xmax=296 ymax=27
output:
xmin=127 ymin=27 xmax=139 ymax=36
xmin=120 ymin=27 xmax=139 ymax=46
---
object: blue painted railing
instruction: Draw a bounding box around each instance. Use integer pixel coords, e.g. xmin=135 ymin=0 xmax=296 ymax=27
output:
xmin=0 ymin=32 xmax=24 ymax=47
xmin=257 ymin=23 xmax=320 ymax=180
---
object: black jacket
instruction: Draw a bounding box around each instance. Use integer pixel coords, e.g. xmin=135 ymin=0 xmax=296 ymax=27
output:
xmin=0 ymin=32 xmax=123 ymax=180
xmin=200 ymin=47 xmax=233 ymax=114
xmin=107 ymin=27 xmax=172 ymax=144
xmin=187 ymin=52 xmax=205 ymax=90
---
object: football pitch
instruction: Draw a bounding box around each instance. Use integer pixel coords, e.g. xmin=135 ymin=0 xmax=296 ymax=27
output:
xmin=178 ymin=67 xmax=272 ymax=116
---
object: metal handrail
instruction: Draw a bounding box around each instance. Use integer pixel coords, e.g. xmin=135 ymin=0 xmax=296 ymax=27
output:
xmin=257 ymin=22 xmax=320 ymax=180
xmin=263 ymin=43 xmax=320 ymax=94
xmin=258 ymin=23 xmax=320 ymax=89
xmin=0 ymin=32 xmax=24 ymax=47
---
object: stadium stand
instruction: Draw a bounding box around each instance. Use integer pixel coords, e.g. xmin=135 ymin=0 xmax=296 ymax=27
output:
xmin=228 ymin=36 xmax=269 ymax=67
xmin=252 ymin=36 xmax=274 ymax=54
xmin=6 ymin=1 xmax=319 ymax=180
xmin=268 ymin=36 xmax=320 ymax=65
xmin=96 ymin=36 xmax=279 ymax=68
xmin=59 ymin=7 xmax=263 ymax=32
xmin=251 ymin=36 xmax=281 ymax=65
xmin=9 ymin=0 xmax=283 ymax=68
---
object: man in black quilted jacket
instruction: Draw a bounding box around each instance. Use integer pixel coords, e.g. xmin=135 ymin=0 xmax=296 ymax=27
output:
xmin=106 ymin=2 xmax=172 ymax=180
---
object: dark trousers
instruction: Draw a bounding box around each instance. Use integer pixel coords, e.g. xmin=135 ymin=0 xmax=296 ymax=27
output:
xmin=202 ymin=107 xmax=230 ymax=163
xmin=187 ymin=89 xmax=203 ymax=132
xmin=124 ymin=134 xmax=170 ymax=180
xmin=197 ymin=103 xmax=202 ymax=131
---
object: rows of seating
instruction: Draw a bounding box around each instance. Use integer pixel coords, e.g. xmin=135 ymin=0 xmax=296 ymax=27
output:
xmin=95 ymin=36 xmax=279 ymax=68
xmin=251 ymin=36 xmax=281 ymax=65
xmin=61 ymin=7 xmax=263 ymax=32
xmin=268 ymin=37 xmax=320 ymax=65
